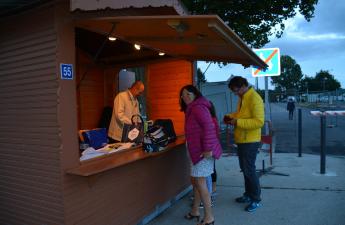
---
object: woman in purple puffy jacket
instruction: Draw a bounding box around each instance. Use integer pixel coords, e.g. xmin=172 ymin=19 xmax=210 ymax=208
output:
xmin=180 ymin=85 xmax=222 ymax=225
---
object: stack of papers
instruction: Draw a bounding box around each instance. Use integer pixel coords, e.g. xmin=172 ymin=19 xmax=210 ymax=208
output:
xmin=80 ymin=142 xmax=135 ymax=161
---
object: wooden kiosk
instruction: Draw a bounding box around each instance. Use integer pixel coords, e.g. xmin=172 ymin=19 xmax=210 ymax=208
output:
xmin=0 ymin=1 xmax=266 ymax=224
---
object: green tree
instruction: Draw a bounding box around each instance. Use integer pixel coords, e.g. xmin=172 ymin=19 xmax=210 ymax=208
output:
xmin=271 ymin=55 xmax=303 ymax=92
xmin=313 ymin=70 xmax=341 ymax=91
xmin=181 ymin=0 xmax=318 ymax=48
xmin=299 ymin=71 xmax=341 ymax=92
xmin=299 ymin=76 xmax=313 ymax=92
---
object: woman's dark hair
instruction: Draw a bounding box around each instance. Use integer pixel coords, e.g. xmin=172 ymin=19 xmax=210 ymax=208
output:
xmin=228 ymin=76 xmax=249 ymax=89
xmin=179 ymin=85 xmax=202 ymax=112
xmin=209 ymin=101 xmax=217 ymax=118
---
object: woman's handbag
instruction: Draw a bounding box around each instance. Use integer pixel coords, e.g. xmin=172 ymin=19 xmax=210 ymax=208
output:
xmin=143 ymin=125 xmax=169 ymax=153
xmin=121 ymin=114 xmax=144 ymax=144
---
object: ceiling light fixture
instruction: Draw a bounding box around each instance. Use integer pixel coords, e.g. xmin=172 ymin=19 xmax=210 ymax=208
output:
xmin=108 ymin=36 xmax=117 ymax=41
xmin=158 ymin=52 xmax=165 ymax=56
xmin=134 ymin=44 xmax=141 ymax=50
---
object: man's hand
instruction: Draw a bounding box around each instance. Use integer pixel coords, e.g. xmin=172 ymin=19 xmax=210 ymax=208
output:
xmin=223 ymin=115 xmax=232 ymax=124
xmin=229 ymin=118 xmax=237 ymax=126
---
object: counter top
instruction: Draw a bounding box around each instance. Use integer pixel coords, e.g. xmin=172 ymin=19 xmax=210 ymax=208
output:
xmin=66 ymin=136 xmax=185 ymax=177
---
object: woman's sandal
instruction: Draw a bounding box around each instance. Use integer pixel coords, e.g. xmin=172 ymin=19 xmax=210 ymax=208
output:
xmin=198 ymin=219 xmax=215 ymax=225
xmin=184 ymin=212 xmax=200 ymax=222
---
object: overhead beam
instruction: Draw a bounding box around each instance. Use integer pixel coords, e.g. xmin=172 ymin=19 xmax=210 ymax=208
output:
xmin=208 ymin=22 xmax=267 ymax=69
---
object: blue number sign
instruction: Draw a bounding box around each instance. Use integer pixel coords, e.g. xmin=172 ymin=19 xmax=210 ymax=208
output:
xmin=60 ymin=64 xmax=73 ymax=80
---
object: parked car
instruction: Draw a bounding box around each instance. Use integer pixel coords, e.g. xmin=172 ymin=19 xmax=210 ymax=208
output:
xmin=288 ymin=96 xmax=296 ymax=102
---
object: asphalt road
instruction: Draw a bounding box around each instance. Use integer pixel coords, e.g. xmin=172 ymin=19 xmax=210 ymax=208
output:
xmin=271 ymin=103 xmax=345 ymax=155
xmin=219 ymin=103 xmax=345 ymax=156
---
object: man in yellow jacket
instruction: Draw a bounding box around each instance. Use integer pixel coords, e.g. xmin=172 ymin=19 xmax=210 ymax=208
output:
xmin=224 ymin=76 xmax=264 ymax=212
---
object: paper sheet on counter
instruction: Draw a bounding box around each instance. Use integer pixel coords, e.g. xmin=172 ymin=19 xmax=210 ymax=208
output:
xmin=80 ymin=142 xmax=135 ymax=161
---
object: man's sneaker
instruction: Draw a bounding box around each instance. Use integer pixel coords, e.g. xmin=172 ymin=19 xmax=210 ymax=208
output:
xmin=245 ymin=201 xmax=261 ymax=212
xmin=211 ymin=195 xmax=215 ymax=207
xmin=235 ymin=195 xmax=251 ymax=203
xmin=210 ymin=192 xmax=217 ymax=207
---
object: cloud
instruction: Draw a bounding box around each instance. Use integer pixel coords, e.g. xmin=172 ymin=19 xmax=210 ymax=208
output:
xmin=268 ymin=37 xmax=345 ymax=60
xmin=298 ymin=33 xmax=345 ymax=40
xmin=266 ymin=0 xmax=345 ymax=86
xmin=202 ymin=0 xmax=345 ymax=88
xmin=275 ymin=11 xmax=345 ymax=41
xmin=305 ymin=0 xmax=345 ymax=34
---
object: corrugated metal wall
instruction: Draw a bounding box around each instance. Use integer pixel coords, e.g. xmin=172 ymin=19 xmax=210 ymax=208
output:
xmin=0 ymin=5 xmax=64 ymax=225
xmin=201 ymin=81 xmax=237 ymax=122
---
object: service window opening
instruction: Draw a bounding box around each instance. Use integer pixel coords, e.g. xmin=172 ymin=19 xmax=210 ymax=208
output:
xmin=119 ymin=67 xmax=147 ymax=119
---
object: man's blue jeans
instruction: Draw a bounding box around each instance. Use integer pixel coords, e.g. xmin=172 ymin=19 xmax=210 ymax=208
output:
xmin=237 ymin=142 xmax=261 ymax=202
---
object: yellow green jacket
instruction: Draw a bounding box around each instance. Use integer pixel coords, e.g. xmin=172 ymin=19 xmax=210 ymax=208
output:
xmin=226 ymin=87 xmax=264 ymax=143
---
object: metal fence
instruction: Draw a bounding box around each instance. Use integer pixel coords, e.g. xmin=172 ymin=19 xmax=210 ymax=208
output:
xmin=271 ymin=103 xmax=345 ymax=171
xmin=267 ymin=89 xmax=345 ymax=104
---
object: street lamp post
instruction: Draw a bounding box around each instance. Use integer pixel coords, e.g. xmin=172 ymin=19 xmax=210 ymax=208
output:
xmin=306 ymin=81 xmax=309 ymax=102
xmin=322 ymin=77 xmax=328 ymax=93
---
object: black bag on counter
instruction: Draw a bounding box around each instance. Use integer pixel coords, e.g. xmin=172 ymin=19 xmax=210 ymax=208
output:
xmin=143 ymin=125 xmax=169 ymax=153
xmin=153 ymin=119 xmax=177 ymax=143
xmin=98 ymin=106 xmax=113 ymax=131
xmin=121 ymin=114 xmax=144 ymax=144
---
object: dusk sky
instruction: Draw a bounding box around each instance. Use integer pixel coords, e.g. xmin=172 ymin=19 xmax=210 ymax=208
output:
xmin=199 ymin=0 xmax=345 ymax=90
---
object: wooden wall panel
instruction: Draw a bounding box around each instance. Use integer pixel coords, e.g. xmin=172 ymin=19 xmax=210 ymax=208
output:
xmin=66 ymin=59 xmax=192 ymax=225
xmin=0 ymin=3 xmax=64 ymax=225
xmin=147 ymin=60 xmax=193 ymax=135
xmin=76 ymin=50 xmax=105 ymax=129
xmin=1 ymin=2 xmax=193 ymax=225
xmin=64 ymin=145 xmax=190 ymax=225
xmin=104 ymin=68 xmax=120 ymax=107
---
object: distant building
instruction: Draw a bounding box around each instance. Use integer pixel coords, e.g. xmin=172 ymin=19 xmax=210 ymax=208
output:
xmin=200 ymin=81 xmax=238 ymax=129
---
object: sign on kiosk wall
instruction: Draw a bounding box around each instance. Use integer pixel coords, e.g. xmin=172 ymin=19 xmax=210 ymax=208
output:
xmin=251 ymin=48 xmax=280 ymax=77
xmin=60 ymin=63 xmax=74 ymax=80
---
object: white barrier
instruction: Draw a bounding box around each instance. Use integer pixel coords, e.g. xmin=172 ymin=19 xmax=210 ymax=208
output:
xmin=310 ymin=110 xmax=345 ymax=116
xmin=309 ymin=110 xmax=344 ymax=174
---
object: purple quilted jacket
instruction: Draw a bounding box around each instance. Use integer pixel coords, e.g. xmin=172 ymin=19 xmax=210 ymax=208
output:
xmin=185 ymin=97 xmax=222 ymax=165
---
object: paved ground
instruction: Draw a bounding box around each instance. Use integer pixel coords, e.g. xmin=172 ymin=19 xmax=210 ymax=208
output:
xmin=271 ymin=103 xmax=345 ymax=155
xmin=145 ymin=102 xmax=345 ymax=225
xmin=147 ymin=153 xmax=345 ymax=225
xmin=220 ymin=103 xmax=345 ymax=156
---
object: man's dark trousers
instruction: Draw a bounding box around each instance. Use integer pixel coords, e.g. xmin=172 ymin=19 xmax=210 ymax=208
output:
xmin=289 ymin=110 xmax=294 ymax=120
xmin=237 ymin=142 xmax=261 ymax=202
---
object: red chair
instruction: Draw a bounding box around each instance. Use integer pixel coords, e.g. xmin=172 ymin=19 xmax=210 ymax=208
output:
xmin=224 ymin=120 xmax=273 ymax=164
xmin=261 ymin=121 xmax=273 ymax=165
xmin=225 ymin=124 xmax=237 ymax=155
